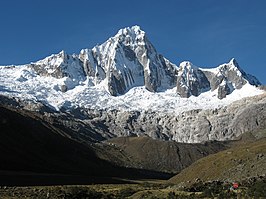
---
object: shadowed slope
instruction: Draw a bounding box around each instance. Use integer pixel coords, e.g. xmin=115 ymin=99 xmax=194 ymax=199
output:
xmin=96 ymin=136 xmax=228 ymax=173
xmin=0 ymin=106 xmax=172 ymax=185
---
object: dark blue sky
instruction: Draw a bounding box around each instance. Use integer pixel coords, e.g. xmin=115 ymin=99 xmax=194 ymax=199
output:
xmin=0 ymin=0 xmax=265 ymax=84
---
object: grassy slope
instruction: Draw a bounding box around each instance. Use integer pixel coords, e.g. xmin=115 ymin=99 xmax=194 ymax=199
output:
xmin=169 ymin=136 xmax=266 ymax=184
xmin=95 ymin=136 xmax=228 ymax=173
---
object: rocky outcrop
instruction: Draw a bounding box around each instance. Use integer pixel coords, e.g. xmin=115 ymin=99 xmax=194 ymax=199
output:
xmin=42 ymin=94 xmax=266 ymax=143
xmin=217 ymin=80 xmax=232 ymax=99
xmin=48 ymin=93 xmax=266 ymax=143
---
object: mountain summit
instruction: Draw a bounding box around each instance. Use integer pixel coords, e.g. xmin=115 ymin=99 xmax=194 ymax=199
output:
xmin=78 ymin=25 xmax=177 ymax=95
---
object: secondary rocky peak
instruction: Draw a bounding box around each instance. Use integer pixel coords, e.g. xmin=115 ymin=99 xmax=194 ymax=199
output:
xmin=58 ymin=50 xmax=67 ymax=58
xmin=28 ymin=50 xmax=86 ymax=86
xmin=228 ymin=58 xmax=246 ymax=74
xmin=179 ymin=61 xmax=195 ymax=70
xmin=214 ymin=59 xmax=260 ymax=90
xmin=218 ymin=58 xmax=244 ymax=76
xmin=175 ymin=58 xmax=261 ymax=99
xmin=176 ymin=61 xmax=210 ymax=97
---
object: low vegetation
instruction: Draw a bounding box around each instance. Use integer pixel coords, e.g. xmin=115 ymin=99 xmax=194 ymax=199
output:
xmin=0 ymin=176 xmax=265 ymax=199
xmin=169 ymin=137 xmax=266 ymax=184
xmin=1 ymin=99 xmax=265 ymax=198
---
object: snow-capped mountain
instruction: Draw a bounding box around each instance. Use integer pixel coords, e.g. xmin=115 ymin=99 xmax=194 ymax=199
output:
xmin=176 ymin=58 xmax=260 ymax=99
xmin=27 ymin=25 xmax=177 ymax=96
xmin=24 ymin=25 xmax=260 ymax=99
xmin=0 ymin=25 xmax=264 ymax=143
xmin=0 ymin=25 xmax=262 ymax=111
xmin=79 ymin=26 xmax=177 ymax=95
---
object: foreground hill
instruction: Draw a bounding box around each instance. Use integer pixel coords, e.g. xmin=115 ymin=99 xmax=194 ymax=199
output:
xmin=169 ymin=131 xmax=266 ymax=185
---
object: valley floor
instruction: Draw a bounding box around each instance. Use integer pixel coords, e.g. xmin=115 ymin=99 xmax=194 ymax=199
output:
xmin=0 ymin=176 xmax=265 ymax=199
xmin=0 ymin=183 xmax=209 ymax=199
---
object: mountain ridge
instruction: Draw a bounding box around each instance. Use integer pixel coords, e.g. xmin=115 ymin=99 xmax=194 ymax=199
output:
xmin=17 ymin=25 xmax=260 ymax=98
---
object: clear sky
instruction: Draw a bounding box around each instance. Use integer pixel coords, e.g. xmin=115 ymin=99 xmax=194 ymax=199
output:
xmin=0 ymin=0 xmax=265 ymax=84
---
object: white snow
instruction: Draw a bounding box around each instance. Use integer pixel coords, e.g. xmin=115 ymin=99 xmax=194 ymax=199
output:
xmin=201 ymin=58 xmax=242 ymax=77
xmin=0 ymin=64 xmax=263 ymax=113
xmin=0 ymin=26 xmax=263 ymax=114
xmin=200 ymin=67 xmax=220 ymax=74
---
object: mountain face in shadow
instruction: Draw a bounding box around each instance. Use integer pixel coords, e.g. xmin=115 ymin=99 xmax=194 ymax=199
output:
xmin=96 ymin=136 xmax=228 ymax=173
xmin=0 ymin=105 xmax=173 ymax=186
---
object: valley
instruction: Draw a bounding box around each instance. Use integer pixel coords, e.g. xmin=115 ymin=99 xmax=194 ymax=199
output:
xmin=0 ymin=99 xmax=265 ymax=198
xmin=0 ymin=26 xmax=265 ymax=198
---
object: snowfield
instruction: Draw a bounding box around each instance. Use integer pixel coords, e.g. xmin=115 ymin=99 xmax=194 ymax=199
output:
xmin=0 ymin=64 xmax=263 ymax=113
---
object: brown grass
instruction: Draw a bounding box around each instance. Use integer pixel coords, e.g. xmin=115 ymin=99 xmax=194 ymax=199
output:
xmin=169 ymin=138 xmax=266 ymax=185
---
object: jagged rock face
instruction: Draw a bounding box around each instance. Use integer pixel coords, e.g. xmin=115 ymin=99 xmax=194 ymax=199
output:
xmin=217 ymin=80 xmax=232 ymax=99
xmin=59 ymin=94 xmax=266 ymax=143
xmin=26 ymin=26 xmax=178 ymax=95
xmin=79 ymin=48 xmax=106 ymax=83
xmin=29 ymin=51 xmax=85 ymax=80
xmin=176 ymin=62 xmax=210 ymax=97
xmin=78 ymin=26 xmax=177 ymax=95
xmin=108 ymin=70 xmax=126 ymax=96
xmin=217 ymin=60 xmax=247 ymax=89
xmin=1 ymin=92 xmax=265 ymax=144
xmin=19 ymin=93 xmax=261 ymax=144
xmin=82 ymin=94 xmax=266 ymax=143
xmin=202 ymin=59 xmax=260 ymax=98
xmin=176 ymin=59 xmax=261 ymax=99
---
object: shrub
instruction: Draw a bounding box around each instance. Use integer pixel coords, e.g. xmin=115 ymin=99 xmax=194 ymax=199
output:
xmin=167 ymin=191 xmax=176 ymax=199
xmin=117 ymin=187 xmax=137 ymax=198
xmin=64 ymin=187 xmax=102 ymax=199
xmin=247 ymin=181 xmax=266 ymax=197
